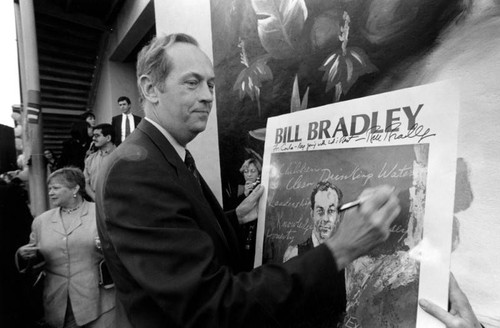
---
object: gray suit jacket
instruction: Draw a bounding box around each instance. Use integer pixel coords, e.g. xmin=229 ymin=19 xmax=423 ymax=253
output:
xmin=24 ymin=201 xmax=115 ymax=327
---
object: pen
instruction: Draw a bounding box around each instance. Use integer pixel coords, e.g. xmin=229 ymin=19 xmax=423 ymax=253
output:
xmin=338 ymin=186 xmax=397 ymax=212
xmin=338 ymin=196 xmax=369 ymax=212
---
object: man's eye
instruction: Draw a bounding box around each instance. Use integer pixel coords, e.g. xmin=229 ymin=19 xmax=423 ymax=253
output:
xmin=186 ymin=80 xmax=199 ymax=87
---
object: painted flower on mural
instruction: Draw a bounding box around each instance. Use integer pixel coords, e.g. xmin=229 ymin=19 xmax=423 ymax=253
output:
xmin=235 ymin=0 xmax=377 ymax=113
xmin=233 ymin=39 xmax=273 ymax=117
xmin=251 ymin=0 xmax=308 ymax=59
xmin=361 ymin=0 xmax=420 ymax=44
xmin=319 ymin=12 xmax=377 ymax=101
xmin=310 ymin=9 xmax=342 ymax=51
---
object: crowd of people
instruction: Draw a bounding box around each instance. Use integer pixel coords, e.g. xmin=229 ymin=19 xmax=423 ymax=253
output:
xmin=1 ymin=33 xmax=484 ymax=328
xmin=1 ymin=96 xmax=141 ymax=328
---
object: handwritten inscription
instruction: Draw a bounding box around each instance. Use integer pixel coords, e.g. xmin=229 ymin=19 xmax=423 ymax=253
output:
xmin=356 ymin=123 xmax=436 ymax=144
xmin=390 ymin=224 xmax=408 ymax=244
xmin=269 ymin=197 xmax=310 ymax=209
xmin=266 ymin=214 xmax=313 ymax=243
xmin=280 ymin=162 xmax=412 ymax=190
xmin=272 ymin=122 xmax=435 ymax=153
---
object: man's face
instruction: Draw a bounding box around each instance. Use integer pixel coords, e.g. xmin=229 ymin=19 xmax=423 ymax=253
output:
xmin=118 ymin=100 xmax=131 ymax=114
xmin=311 ymin=188 xmax=341 ymax=243
xmin=153 ymin=43 xmax=215 ymax=146
xmin=92 ymin=129 xmax=109 ymax=149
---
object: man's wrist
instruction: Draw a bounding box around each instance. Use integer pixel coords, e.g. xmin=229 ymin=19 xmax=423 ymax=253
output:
xmin=325 ymin=238 xmax=352 ymax=271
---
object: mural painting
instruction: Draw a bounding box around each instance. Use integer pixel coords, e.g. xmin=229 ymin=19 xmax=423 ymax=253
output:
xmin=210 ymin=1 xmax=500 ymax=326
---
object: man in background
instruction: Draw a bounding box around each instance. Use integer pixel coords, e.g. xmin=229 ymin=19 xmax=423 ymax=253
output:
xmin=111 ymin=96 xmax=141 ymax=146
xmin=84 ymin=123 xmax=115 ymax=201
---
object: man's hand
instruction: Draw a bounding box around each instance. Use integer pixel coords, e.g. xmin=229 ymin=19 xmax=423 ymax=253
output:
xmin=325 ymin=185 xmax=400 ymax=270
xmin=419 ymin=274 xmax=482 ymax=328
xmin=236 ymin=185 xmax=264 ymax=224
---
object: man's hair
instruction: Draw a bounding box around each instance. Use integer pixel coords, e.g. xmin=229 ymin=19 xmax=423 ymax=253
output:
xmin=310 ymin=181 xmax=343 ymax=210
xmin=93 ymin=123 xmax=115 ymax=144
xmin=136 ymin=33 xmax=199 ymax=100
xmin=70 ymin=121 xmax=91 ymax=143
xmin=80 ymin=110 xmax=95 ymax=120
xmin=117 ymin=96 xmax=131 ymax=105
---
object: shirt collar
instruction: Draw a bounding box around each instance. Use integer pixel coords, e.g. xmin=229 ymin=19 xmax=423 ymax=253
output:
xmin=145 ymin=117 xmax=186 ymax=160
xmin=98 ymin=144 xmax=116 ymax=156
xmin=312 ymin=233 xmax=321 ymax=247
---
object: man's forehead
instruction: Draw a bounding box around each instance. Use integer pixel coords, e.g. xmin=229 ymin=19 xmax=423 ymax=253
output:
xmin=166 ymin=43 xmax=214 ymax=76
xmin=314 ymin=189 xmax=339 ymax=204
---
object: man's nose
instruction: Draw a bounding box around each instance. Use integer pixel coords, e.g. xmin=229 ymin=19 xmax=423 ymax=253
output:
xmin=199 ymin=83 xmax=214 ymax=103
xmin=322 ymin=214 xmax=333 ymax=222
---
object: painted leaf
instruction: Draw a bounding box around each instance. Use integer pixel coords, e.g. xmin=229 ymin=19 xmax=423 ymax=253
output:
xmin=290 ymin=74 xmax=301 ymax=112
xmin=233 ymin=55 xmax=273 ymax=101
xmin=290 ymin=74 xmax=309 ymax=112
xmin=251 ymin=0 xmax=308 ymax=59
xmin=319 ymin=46 xmax=377 ymax=99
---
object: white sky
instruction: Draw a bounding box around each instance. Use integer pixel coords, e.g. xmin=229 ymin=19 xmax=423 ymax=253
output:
xmin=0 ymin=1 xmax=20 ymax=128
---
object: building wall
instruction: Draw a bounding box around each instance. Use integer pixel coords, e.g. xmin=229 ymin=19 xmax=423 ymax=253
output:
xmin=92 ymin=0 xmax=150 ymax=124
xmin=93 ymin=60 xmax=141 ymax=125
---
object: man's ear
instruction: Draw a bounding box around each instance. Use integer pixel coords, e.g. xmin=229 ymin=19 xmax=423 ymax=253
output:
xmin=139 ymin=75 xmax=159 ymax=104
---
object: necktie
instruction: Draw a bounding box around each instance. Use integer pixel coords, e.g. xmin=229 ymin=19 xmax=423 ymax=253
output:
xmin=184 ymin=149 xmax=201 ymax=186
xmin=125 ymin=115 xmax=131 ymax=138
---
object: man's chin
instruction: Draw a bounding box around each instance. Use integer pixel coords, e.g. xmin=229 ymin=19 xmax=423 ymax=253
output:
xmin=319 ymin=230 xmax=332 ymax=240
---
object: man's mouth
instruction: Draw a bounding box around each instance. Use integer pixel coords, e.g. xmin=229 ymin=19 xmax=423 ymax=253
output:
xmin=319 ymin=226 xmax=331 ymax=233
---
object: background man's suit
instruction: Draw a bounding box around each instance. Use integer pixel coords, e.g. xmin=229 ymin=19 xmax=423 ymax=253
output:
xmin=111 ymin=114 xmax=141 ymax=146
xmin=96 ymin=120 xmax=346 ymax=327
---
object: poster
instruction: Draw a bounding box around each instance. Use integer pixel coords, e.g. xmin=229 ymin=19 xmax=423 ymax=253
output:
xmin=255 ymin=81 xmax=460 ymax=328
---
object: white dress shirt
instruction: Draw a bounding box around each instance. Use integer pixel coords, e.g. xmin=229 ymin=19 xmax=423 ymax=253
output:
xmin=121 ymin=113 xmax=136 ymax=142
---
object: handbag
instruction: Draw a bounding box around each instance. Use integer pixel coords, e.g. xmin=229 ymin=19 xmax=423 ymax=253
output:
xmin=98 ymin=259 xmax=114 ymax=289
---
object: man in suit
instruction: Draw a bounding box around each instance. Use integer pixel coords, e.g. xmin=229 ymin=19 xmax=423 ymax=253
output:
xmin=111 ymin=96 xmax=141 ymax=146
xmin=95 ymin=33 xmax=402 ymax=327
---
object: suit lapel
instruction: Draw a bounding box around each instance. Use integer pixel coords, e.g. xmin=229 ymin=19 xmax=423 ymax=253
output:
xmin=51 ymin=210 xmax=66 ymax=236
xmin=137 ymin=120 xmax=236 ymax=254
xmin=65 ymin=202 xmax=85 ymax=235
xmin=199 ymin=177 xmax=241 ymax=256
xmin=51 ymin=201 xmax=85 ymax=236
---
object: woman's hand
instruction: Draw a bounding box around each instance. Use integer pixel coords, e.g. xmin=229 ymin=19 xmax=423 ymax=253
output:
xmin=243 ymin=180 xmax=258 ymax=196
xmin=18 ymin=243 xmax=39 ymax=260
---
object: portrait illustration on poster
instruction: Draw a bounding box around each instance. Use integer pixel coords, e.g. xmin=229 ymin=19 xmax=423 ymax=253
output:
xmin=255 ymin=81 xmax=460 ymax=328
